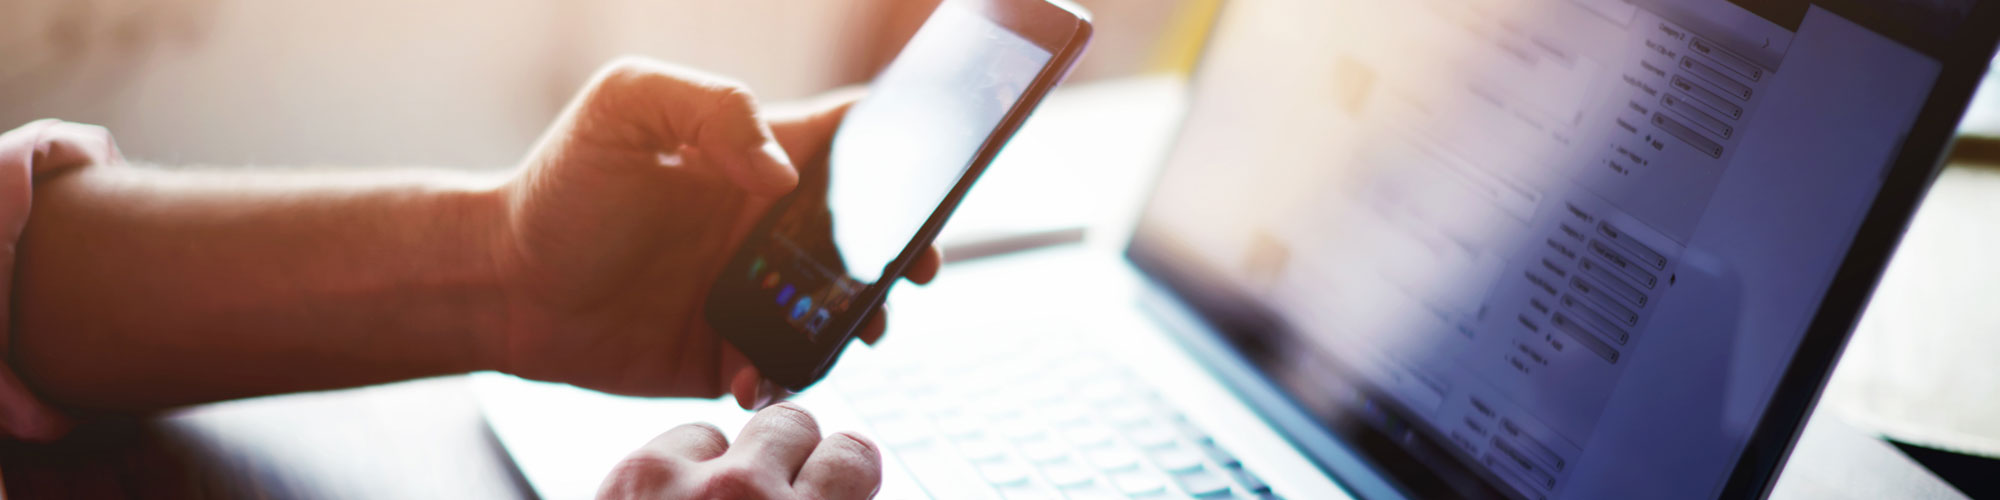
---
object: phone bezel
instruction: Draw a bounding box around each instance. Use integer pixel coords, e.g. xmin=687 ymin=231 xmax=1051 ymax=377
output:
xmin=705 ymin=0 xmax=1094 ymax=391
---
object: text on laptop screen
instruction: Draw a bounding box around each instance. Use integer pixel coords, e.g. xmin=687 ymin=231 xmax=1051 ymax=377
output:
xmin=1136 ymin=0 xmax=1958 ymax=497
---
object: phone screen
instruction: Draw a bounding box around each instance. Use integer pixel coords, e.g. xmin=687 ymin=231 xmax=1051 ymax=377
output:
xmin=739 ymin=2 xmax=1055 ymax=341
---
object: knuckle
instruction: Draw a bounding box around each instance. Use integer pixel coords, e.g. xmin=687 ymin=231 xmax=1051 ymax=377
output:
xmin=706 ymin=84 xmax=761 ymax=119
xmin=583 ymin=58 xmax=658 ymax=111
xmin=614 ymin=453 xmax=675 ymax=475
xmin=824 ymin=432 xmax=883 ymax=469
xmin=801 ymin=432 xmax=884 ymax=499
xmin=598 ymin=55 xmax=660 ymax=80
xmin=695 ymin=461 xmax=761 ymax=498
xmin=757 ymin=402 xmax=820 ymax=434
xmin=672 ymin=421 xmax=726 ymax=439
xmin=669 ymin=421 xmax=729 ymax=449
xmin=599 ymin=453 xmax=677 ymax=496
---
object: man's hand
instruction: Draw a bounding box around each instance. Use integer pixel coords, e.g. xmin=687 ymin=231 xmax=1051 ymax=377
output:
xmin=490 ymin=57 xmax=940 ymax=407
xmin=0 ymin=119 xmax=118 ymax=438
xmin=599 ymin=403 xmax=881 ymax=500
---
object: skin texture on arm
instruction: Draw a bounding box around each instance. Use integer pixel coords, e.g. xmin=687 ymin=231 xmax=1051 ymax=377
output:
xmin=6 ymin=58 xmax=939 ymax=413
xmin=11 ymin=165 xmax=510 ymax=411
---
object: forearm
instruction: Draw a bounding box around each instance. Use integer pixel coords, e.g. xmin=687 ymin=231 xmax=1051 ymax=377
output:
xmin=9 ymin=163 xmax=511 ymax=411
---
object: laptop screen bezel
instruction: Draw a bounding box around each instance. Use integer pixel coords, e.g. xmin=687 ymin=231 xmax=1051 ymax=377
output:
xmin=1122 ymin=1 xmax=2000 ymax=498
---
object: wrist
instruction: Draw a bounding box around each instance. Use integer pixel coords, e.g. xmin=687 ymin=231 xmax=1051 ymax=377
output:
xmin=456 ymin=180 xmax=520 ymax=375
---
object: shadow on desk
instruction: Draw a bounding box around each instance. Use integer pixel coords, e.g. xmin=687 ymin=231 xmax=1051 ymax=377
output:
xmin=0 ymin=376 xmax=535 ymax=499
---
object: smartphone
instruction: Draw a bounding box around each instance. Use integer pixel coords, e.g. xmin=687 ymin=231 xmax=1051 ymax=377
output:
xmin=704 ymin=0 xmax=1093 ymax=391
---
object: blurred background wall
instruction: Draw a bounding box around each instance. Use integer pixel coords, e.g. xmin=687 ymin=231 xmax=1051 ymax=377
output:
xmin=0 ymin=0 xmax=1205 ymax=168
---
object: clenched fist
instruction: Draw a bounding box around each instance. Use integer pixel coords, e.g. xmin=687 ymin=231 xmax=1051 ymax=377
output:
xmin=490 ymin=57 xmax=940 ymax=407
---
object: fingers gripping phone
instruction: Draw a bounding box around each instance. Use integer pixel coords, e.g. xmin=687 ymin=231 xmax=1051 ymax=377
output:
xmin=704 ymin=0 xmax=1093 ymax=391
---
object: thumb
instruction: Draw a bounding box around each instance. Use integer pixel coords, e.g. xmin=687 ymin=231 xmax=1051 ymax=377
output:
xmin=769 ymin=88 xmax=866 ymax=169
xmin=685 ymin=88 xmax=798 ymax=197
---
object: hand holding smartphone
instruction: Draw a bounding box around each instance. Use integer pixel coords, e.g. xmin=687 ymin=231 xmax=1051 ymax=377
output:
xmin=704 ymin=0 xmax=1093 ymax=391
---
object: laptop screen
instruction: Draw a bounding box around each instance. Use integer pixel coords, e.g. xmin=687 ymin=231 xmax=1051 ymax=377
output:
xmin=1129 ymin=0 xmax=1983 ymax=498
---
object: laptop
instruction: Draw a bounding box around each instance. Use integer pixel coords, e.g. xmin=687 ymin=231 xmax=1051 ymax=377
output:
xmin=478 ymin=0 xmax=2000 ymax=498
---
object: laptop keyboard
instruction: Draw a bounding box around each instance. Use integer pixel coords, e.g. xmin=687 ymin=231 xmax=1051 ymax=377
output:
xmin=831 ymin=335 xmax=1282 ymax=499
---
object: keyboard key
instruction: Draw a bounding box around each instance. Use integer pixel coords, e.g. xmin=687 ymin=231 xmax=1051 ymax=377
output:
xmin=1227 ymin=465 xmax=1272 ymax=493
xmin=1056 ymin=481 xmax=1125 ymax=500
xmin=965 ymin=398 xmax=1016 ymax=419
xmin=988 ymin=407 xmax=1030 ymax=423
xmin=1018 ymin=437 xmax=1071 ymax=464
xmin=1039 ymin=459 xmax=1098 ymax=488
xmin=1109 ymin=470 xmax=1169 ymax=496
xmin=1087 ymin=388 xmax=1147 ymax=408
xmin=857 ymin=399 xmax=912 ymax=422
xmin=1122 ymin=422 xmax=1179 ymax=449
xmin=880 ymin=433 xmax=937 ymax=450
xmin=1078 ymin=380 xmax=1136 ymax=403
xmin=894 ymin=441 xmax=1003 ymax=500
xmin=920 ymin=391 xmax=971 ymax=411
xmin=1147 ymin=444 xmax=1207 ymax=473
xmin=1141 ymin=391 xmax=1179 ymax=411
xmin=1173 ymin=468 xmax=1234 ymax=497
xmin=1085 ymin=446 xmax=1142 ymax=472
xmin=1062 ymin=425 xmax=1117 ymax=447
xmin=980 ymin=460 xmax=1034 ymax=487
xmin=1195 ymin=437 xmax=1243 ymax=467
xmin=958 ymin=437 xmax=1010 ymax=463
xmin=870 ymin=415 xmax=937 ymax=449
xmin=999 ymin=422 xmax=1049 ymax=441
xmin=905 ymin=381 xmax=946 ymax=400
xmin=1167 ymin=413 xmax=1209 ymax=438
xmin=1103 ymin=405 xmax=1152 ymax=426
xmin=1040 ymin=403 xmax=1094 ymax=425
xmin=1049 ymin=361 xmax=1113 ymax=384
xmin=1044 ymin=415 xmax=1093 ymax=432
xmin=936 ymin=415 xmax=987 ymax=440
xmin=996 ymin=483 xmax=1061 ymax=500
xmin=1024 ymin=391 xmax=1070 ymax=408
